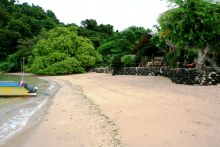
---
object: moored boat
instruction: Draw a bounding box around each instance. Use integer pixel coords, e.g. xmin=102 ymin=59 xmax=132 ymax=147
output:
xmin=0 ymin=81 xmax=37 ymax=97
xmin=0 ymin=58 xmax=38 ymax=97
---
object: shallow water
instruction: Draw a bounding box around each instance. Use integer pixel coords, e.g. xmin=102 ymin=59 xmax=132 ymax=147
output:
xmin=0 ymin=74 xmax=48 ymax=115
xmin=0 ymin=74 xmax=57 ymax=145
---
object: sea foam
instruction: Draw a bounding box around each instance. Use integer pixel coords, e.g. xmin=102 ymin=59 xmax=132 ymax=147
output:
xmin=0 ymin=79 xmax=57 ymax=145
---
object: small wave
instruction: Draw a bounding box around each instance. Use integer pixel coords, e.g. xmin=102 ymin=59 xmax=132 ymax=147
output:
xmin=0 ymin=79 xmax=57 ymax=145
xmin=48 ymin=85 xmax=55 ymax=90
xmin=0 ymin=98 xmax=47 ymax=144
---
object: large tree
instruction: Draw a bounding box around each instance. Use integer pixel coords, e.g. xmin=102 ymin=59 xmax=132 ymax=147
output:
xmin=78 ymin=19 xmax=114 ymax=48
xmin=158 ymin=0 xmax=220 ymax=67
xmin=97 ymin=26 xmax=147 ymax=67
xmin=0 ymin=0 xmax=60 ymax=72
xmin=27 ymin=26 xmax=102 ymax=75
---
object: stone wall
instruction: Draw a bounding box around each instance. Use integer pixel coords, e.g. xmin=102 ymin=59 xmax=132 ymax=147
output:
xmin=93 ymin=67 xmax=220 ymax=86
xmin=90 ymin=67 xmax=113 ymax=74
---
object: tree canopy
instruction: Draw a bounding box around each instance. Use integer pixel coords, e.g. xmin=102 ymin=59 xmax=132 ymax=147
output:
xmin=27 ymin=27 xmax=102 ymax=75
xmin=77 ymin=19 xmax=114 ymax=48
xmin=0 ymin=0 xmax=60 ymax=72
xmin=159 ymin=0 xmax=220 ymax=66
xmin=1 ymin=0 xmax=220 ymax=75
xmin=97 ymin=26 xmax=148 ymax=67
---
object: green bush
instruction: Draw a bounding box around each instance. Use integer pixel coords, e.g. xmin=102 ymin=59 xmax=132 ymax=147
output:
xmin=111 ymin=54 xmax=124 ymax=68
xmin=121 ymin=55 xmax=136 ymax=67
xmin=44 ymin=57 xmax=85 ymax=75
xmin=185 ymin=49 xmax=197 ymax=63
xmin=166 ymin=52 xmax=179 ymax=68
xmin=28 ymin=26 xmax=102 ymax=75
xmin=0 ymin=54 xmax=19 ymax=72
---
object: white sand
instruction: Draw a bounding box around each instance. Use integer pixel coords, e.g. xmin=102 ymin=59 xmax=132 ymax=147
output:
xmin=7 ymin=73 xmax=220 ymax=147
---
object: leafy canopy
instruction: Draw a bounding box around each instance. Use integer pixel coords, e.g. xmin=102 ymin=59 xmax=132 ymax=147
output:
xmin=0 ymin=0 xmax=60 ymax=72
xmin=159 ymin=0 xmax=220 ymax=48
xmin=159 ymin=0 xmax=220 ymax=65
xmin=28 ymin=26 xmax=102 ymax=75
xmin=97 ymin=26 xmax=147 ymax=66
xmin=78 ymin=19 xmax=114 ymax=48
xmin=121 ymin=55 xmax=136 ymax=67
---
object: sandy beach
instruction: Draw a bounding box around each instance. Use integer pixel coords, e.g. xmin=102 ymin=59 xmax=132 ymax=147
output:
xmin=5 ymin=72 xmax=220 ymax=147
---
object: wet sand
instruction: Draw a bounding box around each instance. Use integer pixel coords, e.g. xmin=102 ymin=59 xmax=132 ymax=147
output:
xmin=5 ymin=73 xmax=220 ymax=147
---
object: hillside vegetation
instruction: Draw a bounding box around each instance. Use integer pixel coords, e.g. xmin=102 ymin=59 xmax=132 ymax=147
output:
xmin=0 ymin=0 xmax=220 ymax=75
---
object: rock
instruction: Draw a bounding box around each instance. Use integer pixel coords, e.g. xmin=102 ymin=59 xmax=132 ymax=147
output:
xmin=194 ymin=76 xmax=199 ymax=81
xmin=111 ymin=67 xmax=220 ymax=86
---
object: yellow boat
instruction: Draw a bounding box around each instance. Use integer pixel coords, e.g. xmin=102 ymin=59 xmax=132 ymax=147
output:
xmin=0 ymin=82 xmax=37 ymax=97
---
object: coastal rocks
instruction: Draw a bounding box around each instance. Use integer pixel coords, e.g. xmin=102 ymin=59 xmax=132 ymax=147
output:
xmin=168 ymin=68 xmax=198 ymax=85
xmin=112 ymin=67 xmax=165 ymax=76
xmin=168 ymin=69 xmax=220 ymax=85
xmin=195 ymin=71 xmax=220 ymax=86
xmin=93 ymin=67 xmax=220 ymax=86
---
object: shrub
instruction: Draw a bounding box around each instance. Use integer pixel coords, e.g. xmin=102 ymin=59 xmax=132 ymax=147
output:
xmin=111 ymin=54 xmax=124 ymax=68
xmin=166 ymin=52 xmax=179 ymax=68
xmin=28 ymin=26 xmax=102 ymax=75
xmin=121 ymin=55 xmax=136 ymax=67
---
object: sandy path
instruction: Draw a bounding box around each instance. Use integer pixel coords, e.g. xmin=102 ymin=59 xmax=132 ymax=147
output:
xmin=6 ymin=72 xmax=220 ymax=147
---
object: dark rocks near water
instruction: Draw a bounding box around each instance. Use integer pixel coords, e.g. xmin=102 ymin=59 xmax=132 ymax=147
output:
xmin=92 ymin=67 xmax=220 ymax=86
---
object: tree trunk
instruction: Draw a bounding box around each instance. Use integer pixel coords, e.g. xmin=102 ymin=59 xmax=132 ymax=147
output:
xmin=196 ymin=44 xmax=209 ymax=68
xmin=152 ymin=53 xmax=154 ymax=66
xmin=166 ymin=40 xmax=176 ymax=52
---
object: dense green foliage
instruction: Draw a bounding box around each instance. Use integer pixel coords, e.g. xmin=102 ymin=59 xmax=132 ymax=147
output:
xmin=28 ymin=27 xmax=102 ymax=75
xmin=1 ymin=0 xmax=220 ymax=75
xmin=78 ymin=19 xmax=114 ymax=48
xmin=159 ymin=0 xmax=220 ymax=66
xmin=121 ymin=55 xmax=136 ymax=67
xmin=0 ymin=0 xmax=60 ymax=72
xmin=97 ymin=26 xmax=148 ymax=67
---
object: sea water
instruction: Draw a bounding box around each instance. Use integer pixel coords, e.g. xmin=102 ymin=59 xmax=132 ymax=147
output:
xmin=0 ymin=74 xmax=58 ymax=145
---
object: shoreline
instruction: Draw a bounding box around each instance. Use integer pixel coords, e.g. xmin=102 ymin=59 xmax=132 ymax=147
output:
xmin=3 ymin=72 xmax=220 ymax=147
xmin=5 ymin=74 xmax=122 ymax=147
xmin=0 ymin=76 xmax=59 ymax=146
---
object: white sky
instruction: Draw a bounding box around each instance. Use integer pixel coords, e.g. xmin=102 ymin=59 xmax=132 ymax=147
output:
xmin=18 ymin=0 xmax=170 ymax=31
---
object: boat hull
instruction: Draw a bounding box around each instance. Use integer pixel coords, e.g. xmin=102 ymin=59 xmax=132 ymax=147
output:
xmin=0 ymin=86 xmax=36 ymax=97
